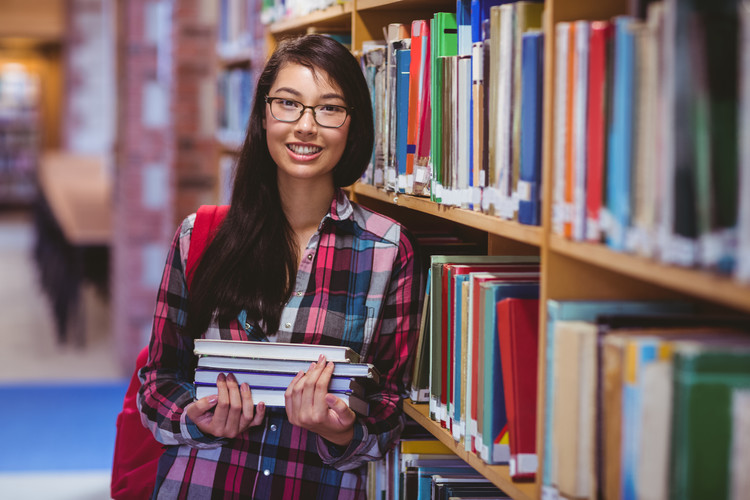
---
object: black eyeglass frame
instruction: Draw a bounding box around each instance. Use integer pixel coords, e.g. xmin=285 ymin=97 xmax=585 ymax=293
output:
xmin=264 ymin=96 xmax=354 ymax=129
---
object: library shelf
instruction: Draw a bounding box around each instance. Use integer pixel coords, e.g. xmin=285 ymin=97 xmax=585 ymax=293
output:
xmin=351 ymin=183 xmax=543 ymax=247
xmin=549 ymin=235 xmax=750 ymax=314
xmin=269 ymin=3 xmax=353 ymax=34
xmin=356 ymin=0 xmax=455 ymax=11
xmin=404 ymin=400 xmax=536 ymax=500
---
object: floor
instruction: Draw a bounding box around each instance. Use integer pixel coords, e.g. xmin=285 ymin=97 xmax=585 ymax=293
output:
xmin=0 ymin=208 xmax=126 ymax=500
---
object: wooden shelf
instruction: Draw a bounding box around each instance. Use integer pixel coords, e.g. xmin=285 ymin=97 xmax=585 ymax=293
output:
xmin=356 ymin=0 xmax=455 ymax=11
xmin=351 ymin=183 xmax=543 ymax=247
xmin=550 ymin=235 xmax=750 ymax=314
xmin=404 ymin=401 xmax=536 ymax=500
xmin=269 ymin=3 xmax=353 ymax=34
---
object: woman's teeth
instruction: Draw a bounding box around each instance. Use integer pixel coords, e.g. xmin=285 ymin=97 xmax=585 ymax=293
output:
xmin=288 ymin=144 xmax=322 ymax=155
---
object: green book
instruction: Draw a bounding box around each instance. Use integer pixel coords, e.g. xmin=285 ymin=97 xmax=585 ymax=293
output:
xmin=670 ymin=344 xmax=750 ymax=500
xmin=430 ymin=12 xmax=458 ymax=203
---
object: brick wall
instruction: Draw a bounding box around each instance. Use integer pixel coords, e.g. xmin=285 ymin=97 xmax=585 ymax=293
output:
xmin=112 ymin=0 xmax=217 ymax=372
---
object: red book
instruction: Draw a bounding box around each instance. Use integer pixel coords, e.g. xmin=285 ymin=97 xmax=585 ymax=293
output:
xmin=497 ymin=297 xmax=540 ymax=481
xmin=585 ymin=20 xmax=613 ymax=243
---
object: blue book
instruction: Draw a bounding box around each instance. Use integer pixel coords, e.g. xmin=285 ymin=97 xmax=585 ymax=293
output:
xmin=541 ymin=300 xmax=694 ymax=494
xmin=518 ymin=30 xmax=544 ymax=226
xmin=470 ymin=0 xmax=515 ymax=44
xmin=605 ymin=17 xmax=636 ymax=251
xmin=481 ymin=281 xmax=539 ymax=464
xmin=416 ymin=465 xmax=478 ymax=500
xmin=396 ymin=48 xmax=411 ymax=193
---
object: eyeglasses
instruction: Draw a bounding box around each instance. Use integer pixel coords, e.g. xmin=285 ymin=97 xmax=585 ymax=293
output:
xmin=265 ymin=96 xmax=352 ymax=129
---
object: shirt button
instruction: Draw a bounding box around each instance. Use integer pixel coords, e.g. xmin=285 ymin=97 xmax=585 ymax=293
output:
xmin=296 ymin=291 xmax=303 ymax=297
xmin=263 ymin=469 xmax=270 ymax=476
xmin=245 ymin=322 xmax=251 ymax=330
xmin=307 ymin=254 xmax=313 ymax=260
xmin=270 ymin=424 xmax=277 ymax=432
xmin=284 ymin=322 xmax=291 ymax=329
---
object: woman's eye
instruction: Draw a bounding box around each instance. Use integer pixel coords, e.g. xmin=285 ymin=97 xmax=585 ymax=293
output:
xmin=280 ymin=99 xmax=299 ymax=109
xmin=318 ymin=105 xmax=342 ymax=114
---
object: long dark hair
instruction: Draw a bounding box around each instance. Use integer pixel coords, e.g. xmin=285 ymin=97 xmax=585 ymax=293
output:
xmin=184 ymin=34 xmax=374 ymax=338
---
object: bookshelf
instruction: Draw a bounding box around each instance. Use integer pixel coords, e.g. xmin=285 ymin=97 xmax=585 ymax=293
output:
xmin=215 ymin=1 xmax=750 ymax=499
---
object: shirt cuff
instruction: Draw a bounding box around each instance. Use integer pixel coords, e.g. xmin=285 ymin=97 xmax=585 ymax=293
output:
xmin=317 ymin=421 xmax=367 ymax=466
xmin=180 ymin=410 xmax=226 ymax=448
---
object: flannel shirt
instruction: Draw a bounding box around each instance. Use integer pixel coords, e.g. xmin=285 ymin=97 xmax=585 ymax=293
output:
xmin=138 ymin=189 xmax=424 ymax=499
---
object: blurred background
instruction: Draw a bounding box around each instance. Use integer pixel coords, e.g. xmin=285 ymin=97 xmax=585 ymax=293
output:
xmin=0 ymin=0 xmax=229 ymax=497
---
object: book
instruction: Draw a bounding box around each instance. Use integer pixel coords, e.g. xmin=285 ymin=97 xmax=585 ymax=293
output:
xmin=605 ymin=16 xmax=636 ymax=251
xmin=362 ymin=41 xmax=388 ymax=187
xmin=396 ymin=46 xmax=412 ymax=193
xmin=195 ymin=385 xmax=370 ymax=416
xmin=193 ymin=339 xmax=360 ymax=363
xmin=670 ymin=344 xmax=750 ymax=500
xmin=736 ymin=0 xmax=750 ymax=283
xmin=496 ymin=298 xmax=539 ymax=480
xmin=194 ymin=367 xmax=365 ymax=395
xmin=517 ymin=30 xmax=544 ymax=226
xmin=196 ymin=355 xmax=380 ymax=383
xmin=571 ymin=20 xmax=591 ymax=242
xmin=585 ymin=20 xmax=613 ymax=243
xmin=406 ymin=19 xmax=430 ymax=195
xmin=551 ymin=22 xmax=571 ymax=236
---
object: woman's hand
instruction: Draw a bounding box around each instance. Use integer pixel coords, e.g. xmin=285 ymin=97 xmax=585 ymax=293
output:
xmin=284 ymin=355 xmax=357 ymax=447
xmin=186 ymin=372 xmax=266 ymax=438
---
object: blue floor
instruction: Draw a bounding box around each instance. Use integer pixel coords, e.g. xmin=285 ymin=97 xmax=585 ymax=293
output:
xmin=0 ymin=381 xmax=129 ymax=472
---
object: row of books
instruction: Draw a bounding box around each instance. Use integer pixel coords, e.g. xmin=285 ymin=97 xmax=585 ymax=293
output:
xmin=259 ymin=0 xmax=346 ymax=25
xmin=360 ymin=1 xmax=546 ymax=226
xmin=192 ymin=339 xmax=379 ymax=416
xmin=370 ymin=435 xmax=512 ymax=500
xmin=542 ymin=300 xmax=750 ymax=500
xmin=551 ymin=0 xmax=750 ymax=286
xmin=217 ymin=0 xmax=265 ymax=59
xmin=409 ymin=254 xmax=542 ymax=480
xmin=216 ymin=67 xmax=257 ymax=148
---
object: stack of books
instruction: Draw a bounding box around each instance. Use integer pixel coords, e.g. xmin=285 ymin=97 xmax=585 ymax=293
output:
xmin=193 ymin=339 xmax=379 ymax=415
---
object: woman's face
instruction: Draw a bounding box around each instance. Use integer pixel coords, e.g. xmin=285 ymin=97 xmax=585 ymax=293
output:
xmin=263 ymin=63 xmax=350 ymax=186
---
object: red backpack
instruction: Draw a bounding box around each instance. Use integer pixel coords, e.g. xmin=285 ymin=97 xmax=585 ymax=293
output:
xmin=111 ymin=205 xmax=229 ymax=500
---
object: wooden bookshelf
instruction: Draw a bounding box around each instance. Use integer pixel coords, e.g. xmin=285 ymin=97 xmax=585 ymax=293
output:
xmin=404 ymin=401 xmax=536 ymax=500
xmin=212 ymin=1 xmax=750 ymax=499
xmin=352 ymin=183 xmax=543 ymax=247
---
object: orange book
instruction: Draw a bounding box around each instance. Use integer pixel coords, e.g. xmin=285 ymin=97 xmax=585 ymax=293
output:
xmin=405 ymin=20 xmax=429 ymax=193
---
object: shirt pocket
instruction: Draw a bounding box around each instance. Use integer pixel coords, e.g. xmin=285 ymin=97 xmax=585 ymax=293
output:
xmin=322 ymin=305 xmax=375 ymax=355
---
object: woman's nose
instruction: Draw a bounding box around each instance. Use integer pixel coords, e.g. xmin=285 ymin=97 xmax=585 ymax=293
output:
xmin=295 ymin=107 xmax=317 ymax=133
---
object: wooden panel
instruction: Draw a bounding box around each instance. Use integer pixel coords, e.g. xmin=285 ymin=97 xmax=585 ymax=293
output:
xmin=0 ymin=0 xmax=65 ymax=40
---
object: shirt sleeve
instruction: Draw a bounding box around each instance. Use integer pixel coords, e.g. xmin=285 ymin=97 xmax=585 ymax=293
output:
xmin=317 ymin=226 xmax=424 ymax=470
xmin=137 ymin=217 xmax=226 ymax=449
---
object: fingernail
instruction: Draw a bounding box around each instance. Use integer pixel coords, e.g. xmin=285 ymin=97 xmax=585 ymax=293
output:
xmin=208 ymin=395 xmax=218 ymax=405
xmin=241 ymin=383 xmax=249 ymax=392
xmin=318 ymin=354 xmax=325 ymax=362
xmin=217 ymin=373 xmax=226 ymax=381
xmin=258 ymin=402 xmax=265 ymax=411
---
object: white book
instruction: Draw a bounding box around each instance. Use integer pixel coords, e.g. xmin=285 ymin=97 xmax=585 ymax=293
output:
xmin=195 ymin=385 xmax=370 ymax=416
xmin=552 ymin=22 xmax=571 ymax=235
xmin=572 ymin=20 xmax=590 ymax=242
xmin=194 ymin=339 xmax=360 ymax=363
xmin=196 ymin=355 xmax=380 ymax=384
xmin=737 ymin=1 xmax=750 ymax=283
xmin=194 ymin=367 xmax=365 ymax=395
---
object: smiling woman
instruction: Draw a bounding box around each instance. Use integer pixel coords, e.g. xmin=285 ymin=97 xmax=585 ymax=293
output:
xmin=137 ymin=34 xmax=424 ymax=500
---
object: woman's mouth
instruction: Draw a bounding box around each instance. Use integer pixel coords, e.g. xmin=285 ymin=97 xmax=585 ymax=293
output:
xmin=287 ymin=144 xmax=322 ymax=157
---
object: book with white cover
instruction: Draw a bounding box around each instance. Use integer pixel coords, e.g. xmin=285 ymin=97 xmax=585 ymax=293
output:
xmin=196 ymin=355 xmax=380 ymax=384
xmin=194 ymin=339 xmax=360 ymax=363
xmin=195 ymin=385 xmax=370 ymax=416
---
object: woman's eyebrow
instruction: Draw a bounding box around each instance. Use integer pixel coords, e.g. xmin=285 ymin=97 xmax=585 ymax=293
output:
xmin=272 ymin=87 xmax=345 ymax=102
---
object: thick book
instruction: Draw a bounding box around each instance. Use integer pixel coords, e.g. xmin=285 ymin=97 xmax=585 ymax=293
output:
xmin=196 ymin=355 xmax=380 ymax=384
xmin=396 ymin=47 xmax=412 ymax=193
xmin=496 ymin=298 xmax=539 ymax=481
xmin=195 ymin=385 xmax=370 ymax=416
xmin=194 ymin=367 xmax=365 ymax=395
xmin=193 ymin=339 xmax=360 ymax=363
xmin=517 ymin=30 xmax=544 ymax=226
xmin=406 ymin=19 xmax=429 ymax=194
xmin=584 ymin=20 xmax=613 ymax=243
xmin=670 ymin=344 xmax=750 ymax=500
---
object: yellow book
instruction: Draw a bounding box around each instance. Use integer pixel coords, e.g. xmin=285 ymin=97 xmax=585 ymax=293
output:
xmin=400 ymin=439 xmax=454 ymax=455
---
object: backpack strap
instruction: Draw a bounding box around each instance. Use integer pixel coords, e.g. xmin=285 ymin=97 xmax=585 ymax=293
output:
xmin=185 ymin=205 xmax=229 ymax=290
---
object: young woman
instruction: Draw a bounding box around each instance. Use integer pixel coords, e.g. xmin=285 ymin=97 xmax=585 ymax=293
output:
xmin=138 ymin=34 xmax=424 ymax=499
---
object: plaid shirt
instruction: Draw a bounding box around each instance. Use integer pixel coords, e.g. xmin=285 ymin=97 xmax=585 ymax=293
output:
xmin=138 ymin=189 xmax=424 ymax=499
